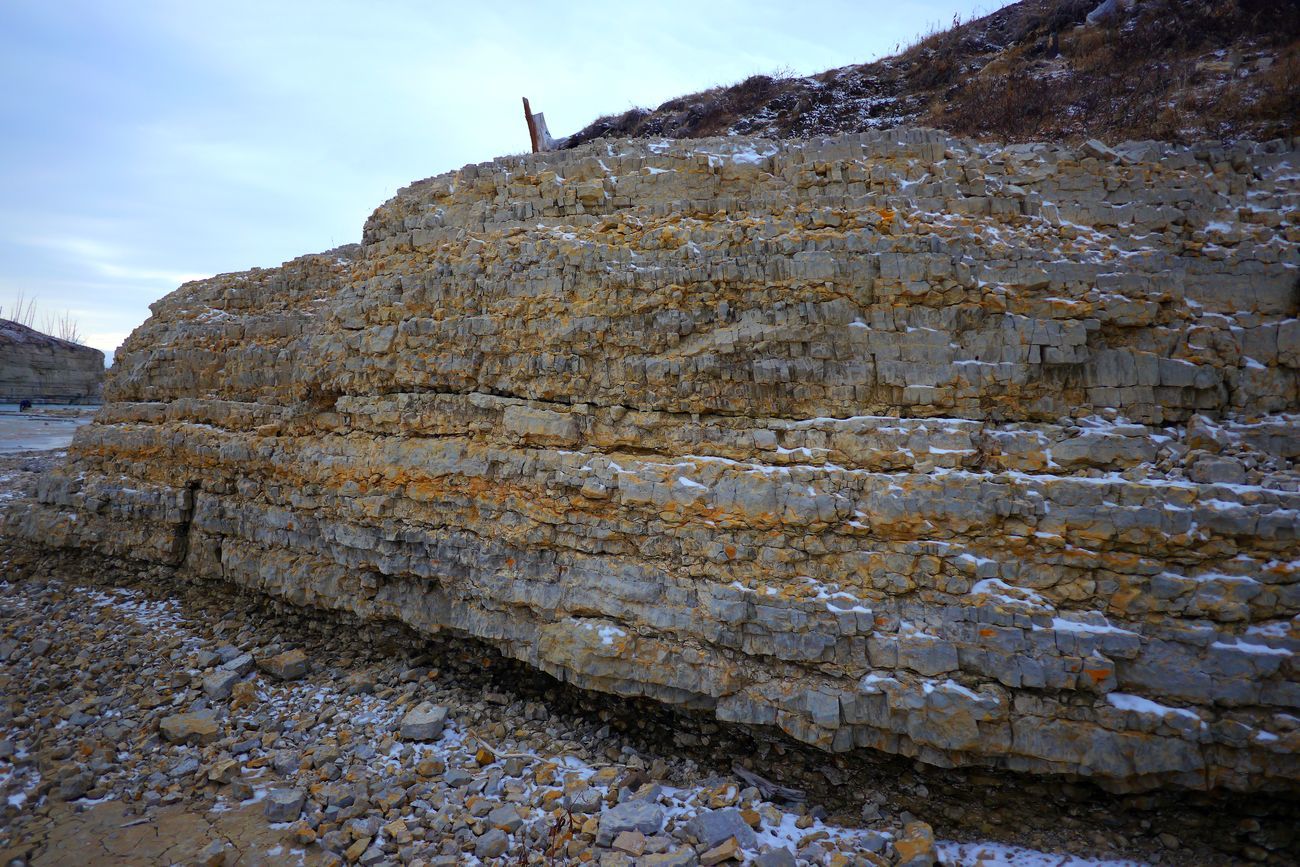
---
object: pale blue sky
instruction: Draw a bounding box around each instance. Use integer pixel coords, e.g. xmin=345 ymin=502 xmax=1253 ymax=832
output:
xmin=0 ymin=0 xmax=989 ymax=358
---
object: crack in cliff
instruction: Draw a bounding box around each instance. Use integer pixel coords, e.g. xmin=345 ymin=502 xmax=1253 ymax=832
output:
xmin=172 ymin=480 xmax=201 ymax=569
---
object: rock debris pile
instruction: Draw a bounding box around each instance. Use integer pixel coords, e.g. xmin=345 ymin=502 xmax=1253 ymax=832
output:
xmin=5 ymin=562 xmax=1168 ymax=866
xmin=3 ymin=129 xmax=1299 ymax=799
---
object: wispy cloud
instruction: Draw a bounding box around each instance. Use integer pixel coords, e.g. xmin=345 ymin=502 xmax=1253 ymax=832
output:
xmin=17 ymin=234 xmax=209 ymax=287
xmin=93 ymin=262 xmax=208 ymax=286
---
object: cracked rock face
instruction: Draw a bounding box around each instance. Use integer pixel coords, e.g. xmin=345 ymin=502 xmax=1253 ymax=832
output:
xmin=8 ymin=129 xmax=1299 ymax=792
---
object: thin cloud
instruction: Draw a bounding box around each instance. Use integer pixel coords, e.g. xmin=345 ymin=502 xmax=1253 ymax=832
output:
xmin=16 ymin=234 xmax=209 ymax=286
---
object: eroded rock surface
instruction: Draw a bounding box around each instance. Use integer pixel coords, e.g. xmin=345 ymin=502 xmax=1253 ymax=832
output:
xmin=7 ymin=129 xmax=1299 ymax=792
xmin=0 ymin=319 xmax=103 ymax=404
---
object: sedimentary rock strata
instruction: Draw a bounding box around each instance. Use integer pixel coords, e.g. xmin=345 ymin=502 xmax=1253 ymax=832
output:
xmin=0 ymin=319 xmax=103 ymax=404
xmin=8 ymin=129 xmax=1299 ymax=792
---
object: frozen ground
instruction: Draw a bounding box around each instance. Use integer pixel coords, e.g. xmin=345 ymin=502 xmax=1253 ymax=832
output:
xmin=0 ymin=407 xmax=95 ymax=454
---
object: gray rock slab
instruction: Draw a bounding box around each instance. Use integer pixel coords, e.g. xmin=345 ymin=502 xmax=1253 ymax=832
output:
xmin=596 ymin=799 xmax=665 ymax=846
xmin=399 ymin=702 xmax=448 ymax=740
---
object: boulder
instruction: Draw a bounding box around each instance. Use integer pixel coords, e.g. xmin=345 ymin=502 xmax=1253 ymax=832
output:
xmin=399 ymin=702 xmax=448 ymax=741
xmin=159 ymin=710 xmax=221 ymax=745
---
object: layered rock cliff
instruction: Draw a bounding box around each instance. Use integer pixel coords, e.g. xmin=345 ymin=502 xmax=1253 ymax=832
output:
xmin=0 ymin=319 xmax=104 ymax=404
xmin=7 ymin=129 xmax=1299 ymax=793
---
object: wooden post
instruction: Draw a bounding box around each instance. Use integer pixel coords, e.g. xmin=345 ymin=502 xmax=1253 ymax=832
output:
xmin=522 ymin=97 xmax=540 ymax=154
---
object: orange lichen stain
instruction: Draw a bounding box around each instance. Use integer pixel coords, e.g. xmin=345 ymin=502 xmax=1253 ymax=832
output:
xmin=1108 ymin=587 xmax=1143 ymax=615
xmin=978 ymin=628 xmax=997 ymax=639
xmin=874 ymin=207 xmax=895 ymax=230
xmin=1083 ymin=668 xmax=1111 ymax=685
xmin=724 ymin=545 xmax=737 ymax=560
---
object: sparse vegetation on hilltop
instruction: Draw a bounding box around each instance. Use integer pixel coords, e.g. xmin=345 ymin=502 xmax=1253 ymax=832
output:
xmin=0 ymin=291 xmax=84 ymax=345
xmin=564 ymin=0 xmax=1300 ymax=147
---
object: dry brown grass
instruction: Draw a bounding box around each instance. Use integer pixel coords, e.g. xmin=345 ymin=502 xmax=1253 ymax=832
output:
xmin=563 ymin=0 xmax=1300 ymax=150
xmin=925 ymin=0 xmax=1300 ymax=143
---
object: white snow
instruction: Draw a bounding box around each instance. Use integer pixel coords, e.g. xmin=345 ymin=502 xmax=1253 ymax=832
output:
xmin=576 ymin=620 xmax=627 ymax=647
xmin=1045 ymin=617 xmax=1137 ymax=637
xmin=1211 ymin=640 xmax=1292 ymax=657
xmin=1106 ymin=693 xmax=1203 ymax=724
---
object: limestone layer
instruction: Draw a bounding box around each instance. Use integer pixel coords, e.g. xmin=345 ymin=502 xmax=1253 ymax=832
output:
xmin=0 ymin=319 xmax=103 ymax=404
xmin=8 ymin=129 xmax=1300 ymax=792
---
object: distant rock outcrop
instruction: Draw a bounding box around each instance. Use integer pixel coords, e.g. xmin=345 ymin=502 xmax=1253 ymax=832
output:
xmin=0 ymin=319 xmax=104 ymax=404
xmin=6 ymin=130 xmax=1299 ymax=792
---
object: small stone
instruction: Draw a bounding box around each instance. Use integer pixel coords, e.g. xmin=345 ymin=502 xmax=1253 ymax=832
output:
xmin=612 ymin=829 xmax=647 ymax=856
xmin=159 ymin=709 xmax=221 ymax=745
xmin=893 ymin=820 xmax=936 ymax=866
xmin=221 ymin=653 xmax=255 ymax=676
xmin=345 ymin=672 xmax=376 ymax=694
xmin=1081 ymin=138 xmax=1119 ymax=161
xmin=685 ymin=809 xmax=757 ymax=849
xmin=373 ymin=787 xmax=406 ymax=812
xmin=700 ymin=837 xmax=741 ymax=866
xmin=194 ymin=649 xmax=221 ymax=668
xmin=344 ymin=836 xmax=370 ymax=863
xmin=272 ymin=751 xmax=301 ymax=775
xmin=264 ymin=788 xmax=307 ymax=822
xmin=643 ymin=850 xmax=698 ymax=867
xmin=488 ymin=804 xmax=523 ymax=833
xmin=59 ymin=771 xmax=92 ymax=801
xmin=596 ymin=799 xmax=664 ymax=846
xmin=384 ymin=818 xmax=413 ymax=845
xmin=475 ymin=828 xmax=509 ymax=859
xmin=196 ymin=839 xmax=232 ymax=867
xmin=567 ymin=787 xmax=605 ymax=813
xmin=444 ymin=767 xmax=473 ymax=787
xmin=208 ymin=758 xmax=240 ymax=784
xmin=754 ymin=848 xmax=796 ymax=867
xmin=415 ymin=758 xmax=444 ymax=777
xmin=399 ymin=702 xmax=448 ymax=741
xmin=1190 ymin=456 xmax=1247 ymax=485
xmin=230 ymin=680 xmax=259 ymax=710
xmin=533 ymin=763 xmax=557 ymax=786
xmin=231 ymin=737 xmax=261 ymax=756
xmin=203 ymin=669 xmax=241 ymax=700
xmin=215 ymin=644 xmax=242 ymax=663
xmin=258 ymin=648 xmax=309 ymax=680
xmin=171 ymin=756 xmax=201 ymax=778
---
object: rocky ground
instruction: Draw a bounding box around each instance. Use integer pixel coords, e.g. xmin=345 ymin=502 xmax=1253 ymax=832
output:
xmin=0 ymin=450 xmax=1296 ymax=867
